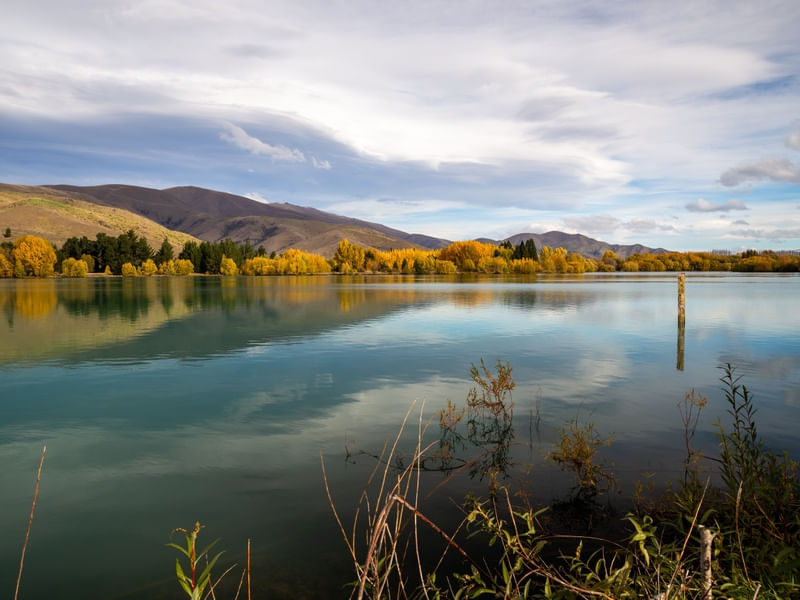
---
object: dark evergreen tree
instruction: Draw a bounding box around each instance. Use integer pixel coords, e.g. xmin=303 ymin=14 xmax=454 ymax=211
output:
xmin=512 ymin=239 xmax=539 ymax=262
xmin=179 ymin=241 xmax=202 ymax=272
xmin=155 ymin=238 xmax=174 ymax=264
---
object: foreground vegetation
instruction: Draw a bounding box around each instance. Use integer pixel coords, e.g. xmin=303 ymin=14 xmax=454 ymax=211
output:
xmin=3 ymin=228 xmax=800 ymax=278
xmin=12 ymin=363 xmax=798 ymax=598
xmin=319 ymin=363 xmax=799 ymax=599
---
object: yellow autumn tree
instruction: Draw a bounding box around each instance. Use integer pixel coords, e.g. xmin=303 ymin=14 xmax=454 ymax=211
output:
xmin=333 ymin=239 xmax=365 ymax=272
xmin=0 ymin=252 xmax=12 ymax=278
xmin=121 ymin=262 xmax=139 ymax=277
xmin=174 ymin=259 xmax=194 ymax=275
xmin=140 ymin=258 xmax=158 ymax=276
xmin=80 ymin=254 xmax=95 ymax=273
xmin=219 ymin=255 xmax=238 ymax=276
xmin=62 ymin=257 xmax=88 ymax=277
xmin=12 ymin=235 xmax=57 ymax=277
xmin=158 ymin=259 xmax=176 ymax=275
xmin=439 ymin=241 xmax=495 ymax=271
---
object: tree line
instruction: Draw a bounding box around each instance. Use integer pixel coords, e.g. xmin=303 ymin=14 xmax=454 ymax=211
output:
xmin=2 ymin=229 xmax=799 ymax=278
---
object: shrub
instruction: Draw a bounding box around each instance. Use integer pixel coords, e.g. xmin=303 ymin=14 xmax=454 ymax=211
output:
xmin=121 ymin=262 xmax=139 ymax=277
xmin=219 ymin=255 xmax=238 ymax=276
xmin=61 ymin=257 xmax=88 ymax=277
xmin=140 ymin=258 xmax=158 ymax=276
xmin=174 ymin=259 xmax=194 ymax=276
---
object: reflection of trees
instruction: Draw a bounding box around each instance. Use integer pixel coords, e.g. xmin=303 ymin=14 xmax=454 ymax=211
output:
xmin=119 ymin=279 xmax=154 ymax=322
xmin=14 ymin=281 xmax=58 ymax=319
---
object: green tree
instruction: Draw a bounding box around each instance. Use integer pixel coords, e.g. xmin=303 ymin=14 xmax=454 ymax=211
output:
xmin=179 ymin=242 xmax=201 ymax=272
xmin=3 ymin=227 xmax=10 ymax=238
xmin=512 ymin=239 xmax=538 ymax=262
xmin=155 ymin=238 xmax=174 ymax=264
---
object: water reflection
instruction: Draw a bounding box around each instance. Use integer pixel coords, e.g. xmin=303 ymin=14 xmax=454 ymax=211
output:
xmin=0 ymin=277 xmax=607 ymax=367
xmin=1 ymin=274 xmax=799 ymax=599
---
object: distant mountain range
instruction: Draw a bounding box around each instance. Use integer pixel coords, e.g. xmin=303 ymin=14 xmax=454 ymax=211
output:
xmin=481 ymin=232 xmax=668 ymax=260
xmin=1 ymin=182 xmax=667 ymax=259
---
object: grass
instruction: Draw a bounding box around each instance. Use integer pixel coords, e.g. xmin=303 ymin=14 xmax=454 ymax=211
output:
xmin=11 ymin=363 xmax=798 ymax=598
xmin=322 ymin=362 xmax=800 ymax=599
xmin=0 ymin=186 xmax=199 ymax=249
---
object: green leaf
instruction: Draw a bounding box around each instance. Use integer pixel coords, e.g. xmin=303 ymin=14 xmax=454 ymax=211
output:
xmin=166 ymin=542 xmax=191 ymax=558
xmin=175 ymin=559 xmax=192 ymax=597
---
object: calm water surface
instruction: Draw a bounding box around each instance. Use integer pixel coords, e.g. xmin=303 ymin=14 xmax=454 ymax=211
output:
xmin=1 ymin=274 xmax=798 ymax=598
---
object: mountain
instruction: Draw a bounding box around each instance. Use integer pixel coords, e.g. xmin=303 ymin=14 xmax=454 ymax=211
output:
xmin=500 ymin=232 xmax=668 ymax=260
xmin=0 ymin=184 xmax=200 ymax=249
xmin=5 ymin=182 xmax=668 ymax=259
xmin=45 ymin=184 xmax=449 ymax=255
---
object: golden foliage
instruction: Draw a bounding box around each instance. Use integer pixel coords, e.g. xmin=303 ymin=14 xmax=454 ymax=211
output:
xmin=219 ymin=255 xmax=238 ymax=276
xmin=158 ymin=259 xmax=176 ymax=275
xmin=80 ymin=254 xmax=95 ymax=272
xmin=510 ymin=258 xmax=537 ymax=274
xmin=0 ymin=252 xmax=12 ymax=278
xmin=333 ymin=239 xmax=365 ymax=272
xmin=121 ymin=262 xmax=139 ymax=277
xmin=141 ymin=258 xmax=158 ymax=276
xmin=14 ymin=283 xmax=58 ymax=318
xmin=241 ymin=249 xmax=331 ymax=275
xmin=438 ymin=240 xmax=495 ymax=271
xmin=174 ymin=259 xmax=194 ymax=275
xmin=12 ymin=235 xmax=57 ymax=277
xmin=61 ymin=257 xmax=89 ymax=277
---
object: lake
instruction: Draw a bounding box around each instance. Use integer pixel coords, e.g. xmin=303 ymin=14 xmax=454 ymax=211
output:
xmin=1 ymin=273 xmax=799 ymax=598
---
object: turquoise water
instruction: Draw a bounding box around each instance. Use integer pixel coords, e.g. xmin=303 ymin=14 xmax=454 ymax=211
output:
xmin=1 ymin=274 xmax=799 ymax=598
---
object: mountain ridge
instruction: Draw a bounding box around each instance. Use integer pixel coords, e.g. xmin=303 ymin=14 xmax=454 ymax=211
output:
xmin=3 ymin=182 xmax=669 ymax=259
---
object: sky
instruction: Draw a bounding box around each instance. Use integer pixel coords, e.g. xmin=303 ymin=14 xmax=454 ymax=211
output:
xmin=1 ymin=0 xmax=799 ymax=250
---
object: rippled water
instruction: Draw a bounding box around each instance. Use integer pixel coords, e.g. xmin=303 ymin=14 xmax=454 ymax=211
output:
xmin=1 ymin=273 xmax=798 ymax=598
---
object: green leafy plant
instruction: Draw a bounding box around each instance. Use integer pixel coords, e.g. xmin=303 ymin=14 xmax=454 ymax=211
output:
xmin=713 ymin=364 xmax=800 ymax=593
xmin=548 ymin=418 xmax=615 ymax=500
xmin=168 ymin=522 xmax=225 ymax=600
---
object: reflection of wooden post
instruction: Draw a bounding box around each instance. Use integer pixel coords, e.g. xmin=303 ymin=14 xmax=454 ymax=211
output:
xmin=677 ymin=273 xmax=685 ymax=371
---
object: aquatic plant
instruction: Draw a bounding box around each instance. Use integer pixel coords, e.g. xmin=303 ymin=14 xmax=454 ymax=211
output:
xmin=326 ymin=362 xmax=800 ymax=599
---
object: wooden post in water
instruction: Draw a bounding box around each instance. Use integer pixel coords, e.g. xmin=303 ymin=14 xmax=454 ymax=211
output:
xmin=699 ymin=525 xmax=715 ymax=600
xmin=677 ymin=273 xmax=686 ymax=371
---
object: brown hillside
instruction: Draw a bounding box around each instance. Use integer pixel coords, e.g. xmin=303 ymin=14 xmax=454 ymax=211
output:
xmin=0 ymin=184 xmax=200 ymax=249
xmin=46 ymin=184 xmax=449 ymax=253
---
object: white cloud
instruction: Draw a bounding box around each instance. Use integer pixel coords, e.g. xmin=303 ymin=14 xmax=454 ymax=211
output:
xmin=311 ymin=156 xmax=331 ymax=170
xmin=686 ymin=198 xmax=749 ymax=212
xmin=219 ymin=122 xmax=305 ymax=162
xmin=562 ymin=214 xmax=621 ymax=234
xmin=562 ymin=214 xmax=676 ymax=235
xmin=732 ymin=227 xmax=800 ymax=241
xmin=3 ymin=0 xmax=800 ymax=250
xmin=720 ymin=158 xmax=800 ymax=186
xmin=244 ymin=192 xmax=270 ymax=203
